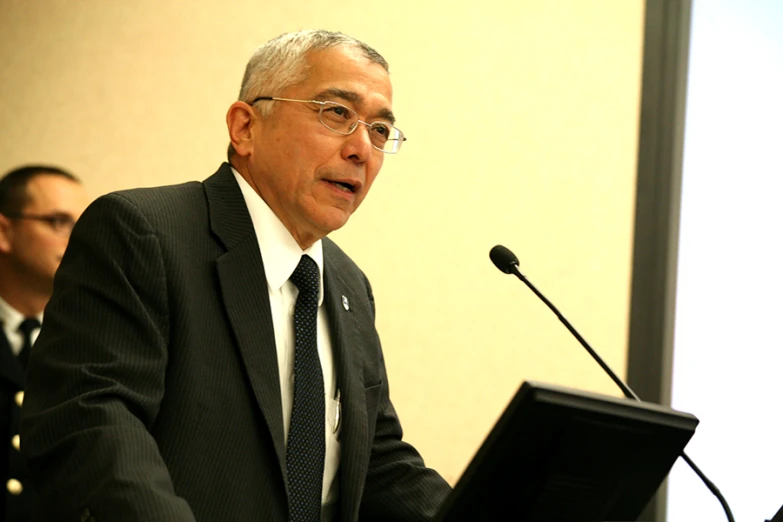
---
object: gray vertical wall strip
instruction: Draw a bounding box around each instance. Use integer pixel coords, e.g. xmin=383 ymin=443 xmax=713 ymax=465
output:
xmin=627 ymin=0 xmax=693 ymax=521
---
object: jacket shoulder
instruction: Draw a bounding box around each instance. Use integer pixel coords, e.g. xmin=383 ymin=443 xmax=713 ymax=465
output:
xmin=323 ymin=237 xmax=363 ymax=277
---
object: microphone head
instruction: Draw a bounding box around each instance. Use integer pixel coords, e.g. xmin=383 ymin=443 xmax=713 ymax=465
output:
xmin=489 ymin=245 xmax=520 ymax=274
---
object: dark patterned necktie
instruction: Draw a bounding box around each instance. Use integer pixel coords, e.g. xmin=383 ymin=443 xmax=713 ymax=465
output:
xmin=17 ymin=317 xmax=41 ymax=369
xmin=287 ymin=255 xmax=325 ymax=522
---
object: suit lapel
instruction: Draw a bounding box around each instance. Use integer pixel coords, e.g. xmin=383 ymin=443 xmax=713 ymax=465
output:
xmin=323 ymin=249 xmax=370 ymax=522
xmin=204 ymin=166 xmax=374 ymax=517
xmin=204 ymin=164 xmax=287 ymax=478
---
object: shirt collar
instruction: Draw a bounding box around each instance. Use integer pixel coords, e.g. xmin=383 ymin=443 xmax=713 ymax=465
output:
xmin=0 ymin=294 xmax=43 ymax=329
xmin=231 ymin=167 xmax=324 ymax=305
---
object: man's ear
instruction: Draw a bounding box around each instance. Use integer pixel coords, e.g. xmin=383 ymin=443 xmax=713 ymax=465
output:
xmin=226 ymin=101 xmax=258 ymax=157
xmin=0 ymin=215 xmax=13 ymax=254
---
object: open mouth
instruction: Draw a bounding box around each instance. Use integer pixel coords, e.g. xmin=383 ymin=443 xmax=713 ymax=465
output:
xmin=328 ymin=180 xmax=357 ymax=193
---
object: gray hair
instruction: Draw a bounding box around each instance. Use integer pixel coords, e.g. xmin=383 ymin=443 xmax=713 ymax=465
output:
xmin=227 ymin=29 xmax=389 ymax=160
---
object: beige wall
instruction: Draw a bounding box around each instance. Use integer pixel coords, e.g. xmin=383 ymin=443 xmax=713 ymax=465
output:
xmin=0 ymin=0 xmax=645 ymax=484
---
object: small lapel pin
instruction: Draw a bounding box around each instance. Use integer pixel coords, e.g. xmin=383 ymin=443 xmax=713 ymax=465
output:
xmin=341 ymin=295 xmax=350 ymax=311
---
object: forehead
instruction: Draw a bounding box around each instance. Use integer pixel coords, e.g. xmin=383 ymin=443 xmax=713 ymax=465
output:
xmin=24 ymin=175 xmax=85 ymax=211
xmin=293 ymin=46 xmax=393 ymax=112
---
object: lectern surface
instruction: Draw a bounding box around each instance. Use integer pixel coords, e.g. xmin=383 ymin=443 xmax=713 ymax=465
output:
xmin=434 ymin=381 xmax=699 ymax=522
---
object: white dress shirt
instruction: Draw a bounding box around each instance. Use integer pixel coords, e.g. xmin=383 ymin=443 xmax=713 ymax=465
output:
xmin=232 ymin=168 xmax=341 ymax=521
xmin=0 ymin=295 xmax=43 ymax=356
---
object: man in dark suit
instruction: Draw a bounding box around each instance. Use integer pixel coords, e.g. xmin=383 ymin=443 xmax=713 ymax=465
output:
xmin=20 ymin=30 xmax=452 ymax=521
xmin=0 ymin=165 xmax=89 ymax=522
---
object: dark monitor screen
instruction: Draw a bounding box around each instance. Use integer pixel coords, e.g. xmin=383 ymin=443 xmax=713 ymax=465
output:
xmin=434 ymin=381 xmax=699 ymax=522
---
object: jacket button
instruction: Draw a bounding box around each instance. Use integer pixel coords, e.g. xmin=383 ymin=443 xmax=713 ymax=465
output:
xmin=6 ymin=478 xmax=23 ymax=495
xmin=15 ymin=391 xmax=24 ymax=407
xmin=11 ymin=434 xmax=20 ymax=451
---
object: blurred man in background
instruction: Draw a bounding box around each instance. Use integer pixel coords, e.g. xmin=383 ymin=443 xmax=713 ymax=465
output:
xmin=0 ymin=165 xmax=89 ymax=522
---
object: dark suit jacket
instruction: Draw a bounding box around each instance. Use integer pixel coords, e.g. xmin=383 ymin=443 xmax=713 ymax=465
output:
xmin=19 ymin=163 xmax=450 ymax=522
xmin=1 ymin=329 xmax=36 ymax=521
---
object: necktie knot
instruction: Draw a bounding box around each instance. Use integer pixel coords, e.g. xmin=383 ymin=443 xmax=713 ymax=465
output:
xmin=18 ymin=318 xmax=41 ymax=337
xmin=290 ymin=255 xmax=319 ymax=297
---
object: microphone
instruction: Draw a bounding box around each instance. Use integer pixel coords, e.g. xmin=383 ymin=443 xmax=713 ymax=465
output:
xmin=489 ymin=244 xmax=735 ymax=522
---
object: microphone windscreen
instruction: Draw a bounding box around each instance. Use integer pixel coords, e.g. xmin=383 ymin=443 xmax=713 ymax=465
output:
xmin=489 ymin=245 xmax=519 ymax=274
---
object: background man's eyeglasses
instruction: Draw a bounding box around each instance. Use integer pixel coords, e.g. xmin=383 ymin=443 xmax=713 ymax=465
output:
xmin=3 ymin=212 xmax=77 ymax=235
xmin=251 ymin=96 xmax=406 ymax=154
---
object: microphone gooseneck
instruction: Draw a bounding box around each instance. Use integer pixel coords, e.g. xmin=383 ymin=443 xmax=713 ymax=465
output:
xmin=489 ymin=244 xmax=735 ymax=522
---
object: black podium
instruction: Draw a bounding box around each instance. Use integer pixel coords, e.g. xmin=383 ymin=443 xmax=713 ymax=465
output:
xmin=434 ymin=381 xmax=699 ymax=522
xmin=767 ymin=504 xmax=783 ymax=522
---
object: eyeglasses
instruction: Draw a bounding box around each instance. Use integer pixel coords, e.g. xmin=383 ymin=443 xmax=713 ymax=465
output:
xmin=3 ymin=212 xmax=77 ymax=236
xmin=250 ymin=96 xmax=406 ymax=154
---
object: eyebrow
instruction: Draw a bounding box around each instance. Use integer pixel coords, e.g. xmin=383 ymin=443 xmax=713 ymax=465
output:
xmin=314 ymin=88 xmax=396 ymax=124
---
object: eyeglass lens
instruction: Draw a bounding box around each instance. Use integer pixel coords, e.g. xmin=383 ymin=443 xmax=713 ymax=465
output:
xmin=318 ymin=102 xmax=402 ymax=153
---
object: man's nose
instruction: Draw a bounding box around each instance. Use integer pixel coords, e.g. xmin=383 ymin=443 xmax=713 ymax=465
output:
xmin=341 ymin=124 xmax=374 ymax=163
